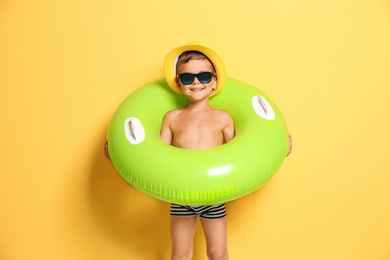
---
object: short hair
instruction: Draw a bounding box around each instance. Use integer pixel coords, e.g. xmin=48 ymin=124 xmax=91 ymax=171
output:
xmin=176 ymin=51 xmax=216 ymax=74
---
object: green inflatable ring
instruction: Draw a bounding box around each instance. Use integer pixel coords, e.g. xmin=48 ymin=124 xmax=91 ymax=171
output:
xmin=107 ymin=77 xmax=289 ymax=205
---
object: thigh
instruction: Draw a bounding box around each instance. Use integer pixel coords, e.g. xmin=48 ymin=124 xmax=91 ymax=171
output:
xmin=200 ymin=216 xmax=228 ymax=250
xmin=170 ymin=215 xmax=197 ymax=252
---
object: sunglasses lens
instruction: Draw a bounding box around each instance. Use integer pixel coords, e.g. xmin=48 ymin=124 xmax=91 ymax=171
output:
xmin=178 ymin=72 xmax=214 ymax=85
xmin=179 ymin=74 xmax=195 ymax=85
xmin=197 ymin=72 xmax=213 ymax=84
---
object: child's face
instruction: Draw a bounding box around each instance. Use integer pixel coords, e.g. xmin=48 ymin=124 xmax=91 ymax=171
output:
xmin=176 ymin=59 xmax=217 ymax=100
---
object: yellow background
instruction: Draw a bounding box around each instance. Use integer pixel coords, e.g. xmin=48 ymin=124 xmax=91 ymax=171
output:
xmin=1 ymin=0 xmax=389 ymax=259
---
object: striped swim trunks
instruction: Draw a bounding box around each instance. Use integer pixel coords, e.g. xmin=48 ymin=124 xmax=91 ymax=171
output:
xmin=170 ymin=203 xmax=227 ymax=219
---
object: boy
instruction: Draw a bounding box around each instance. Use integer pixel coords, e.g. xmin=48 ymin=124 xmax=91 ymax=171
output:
xmin=105 ymin=43 xmax=292 ymax=259
xmin=160 ymin=50 xmax=234 ymax=260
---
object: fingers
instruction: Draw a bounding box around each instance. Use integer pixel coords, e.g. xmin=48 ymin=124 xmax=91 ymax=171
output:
xmin=104 ymin=141 xmax=112 ymax=162
xmin=286 ymin=134 xmax=292 ymax=157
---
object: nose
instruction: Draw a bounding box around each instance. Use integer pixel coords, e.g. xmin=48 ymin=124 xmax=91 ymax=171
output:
xmin=192 ymin=75 xmax=201 ymax=84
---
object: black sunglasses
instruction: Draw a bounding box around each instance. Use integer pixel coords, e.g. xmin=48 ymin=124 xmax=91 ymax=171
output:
xmin=177 ymin=72 xmax=216 ymax=85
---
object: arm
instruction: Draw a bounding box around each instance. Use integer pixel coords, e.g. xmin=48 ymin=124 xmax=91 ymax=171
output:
xmin=222 ymin=112 xmax=235 ymax=143
xmin=160 ymin=113 xmax=173 ymax=145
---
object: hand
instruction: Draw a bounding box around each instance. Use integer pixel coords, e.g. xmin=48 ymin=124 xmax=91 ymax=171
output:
xmin=286 ymin=134 xmax=292 ymax=157
xmin=104 ymin=141 xmax=112 ymax=162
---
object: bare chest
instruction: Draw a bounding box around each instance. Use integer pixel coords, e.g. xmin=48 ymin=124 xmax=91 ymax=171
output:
xmin=171 ymin=113 xmax=224 ymax=135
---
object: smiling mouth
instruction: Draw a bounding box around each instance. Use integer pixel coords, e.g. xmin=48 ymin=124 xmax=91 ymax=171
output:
xmin=190 ymin=88 xmax=205 ymax=92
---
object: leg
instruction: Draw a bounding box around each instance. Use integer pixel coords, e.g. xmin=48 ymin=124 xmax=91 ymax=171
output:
xmin=170 ymin=215 xmax=197 ymax=260
xmin=200 ymin=217 xmax=229 ymax=260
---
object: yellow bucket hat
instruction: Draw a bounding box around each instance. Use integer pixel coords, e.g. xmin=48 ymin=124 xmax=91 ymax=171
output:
xmin=163 ymin=42 xmax=227 ymax=97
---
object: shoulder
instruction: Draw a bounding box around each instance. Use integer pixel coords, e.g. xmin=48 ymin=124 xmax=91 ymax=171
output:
xmin=214 ymin=109 xmax=233 ymax=119
xmin=164 ymin=109 xmax=181 ymax=117
xmin=214 ymin=109 xmax=234 ymax=124
xmin=162 ymin=109 xmax=181 ymax=122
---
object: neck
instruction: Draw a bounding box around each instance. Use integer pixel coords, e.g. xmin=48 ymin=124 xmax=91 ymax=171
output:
xmin=185 ymin=99 xmax=212 ymax=111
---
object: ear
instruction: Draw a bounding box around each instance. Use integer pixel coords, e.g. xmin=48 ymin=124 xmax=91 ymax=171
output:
xmin=175 ymin=77 xmax=182 ymax=91
xmin=212 ymin=77 xmax=218 ymax=92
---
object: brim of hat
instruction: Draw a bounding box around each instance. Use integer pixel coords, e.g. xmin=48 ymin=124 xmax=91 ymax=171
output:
xmin=163 ymin=44 xmax=226 ymax=97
